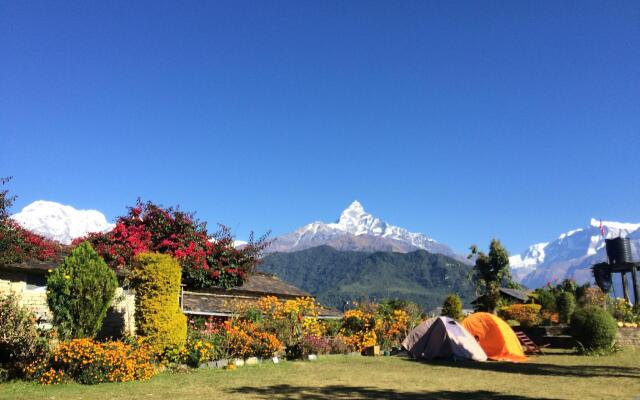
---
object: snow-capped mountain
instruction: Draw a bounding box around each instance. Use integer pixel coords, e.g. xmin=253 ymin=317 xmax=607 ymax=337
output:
xmin=11 ymin=200 xmax=115 ymax=244
xmin=268 ymin=201 xmax=461 ymax=259
xmin=510 ymin=218 xmax=640 ymax=288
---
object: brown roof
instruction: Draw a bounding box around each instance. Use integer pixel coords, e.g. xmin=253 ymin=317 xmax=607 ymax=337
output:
xmin=1 ymin=260 xmax=58 ymax=275
xmin=191 ymin=273 xmax=311 ymax=298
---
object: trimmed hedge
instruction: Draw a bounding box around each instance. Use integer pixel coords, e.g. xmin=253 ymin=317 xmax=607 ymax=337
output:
xmin=570 ymin=306 xmax=618 ymax=354
xmin=441 ymin=294 xmax=463 ymax=320
xmin=556 ymin=292 xmax=576 ymax=324
xmin=47 ymin=241 xmax=118 ymax=339
xmin=131 ymin=252 xmax=186 ymax=353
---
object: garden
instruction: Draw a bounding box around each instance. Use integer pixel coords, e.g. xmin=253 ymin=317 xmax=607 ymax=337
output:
xmin=1 ymin=182 xmax=640 ymax=399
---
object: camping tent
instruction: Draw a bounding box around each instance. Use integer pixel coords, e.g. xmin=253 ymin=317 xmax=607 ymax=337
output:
xmin=402 ymin=317 xmax=488 ymax=361
xmin=461 ymin=312 xmax=527 ymax=362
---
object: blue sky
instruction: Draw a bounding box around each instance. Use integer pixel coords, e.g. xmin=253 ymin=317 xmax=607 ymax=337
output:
xmin=1 ymin=1 xmax=639 ymax=254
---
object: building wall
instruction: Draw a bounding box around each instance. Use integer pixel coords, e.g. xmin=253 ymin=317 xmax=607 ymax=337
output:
xmin=0 ymin=278 xmax=136 ymax=338
xmin=617 ymin=327 xmax=640 ymax=348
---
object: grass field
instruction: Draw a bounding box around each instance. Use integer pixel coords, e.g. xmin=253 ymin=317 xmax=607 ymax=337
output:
xmin=2 ymin=349 xmax=639 ymax=400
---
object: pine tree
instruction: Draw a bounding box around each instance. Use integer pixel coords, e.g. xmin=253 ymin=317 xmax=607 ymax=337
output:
xmin=47 ymin=241 xmax=118 ymax=339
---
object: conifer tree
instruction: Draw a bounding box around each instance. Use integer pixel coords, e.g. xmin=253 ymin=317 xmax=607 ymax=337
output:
xmin=47 ymin=241 xmax=118 ymax=339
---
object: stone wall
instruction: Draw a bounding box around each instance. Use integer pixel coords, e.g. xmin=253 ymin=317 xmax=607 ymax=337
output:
xmin=0 ymin=278 xmax=135 ymax=338
xmin=617 ymin=327 xmax=640 ymax=348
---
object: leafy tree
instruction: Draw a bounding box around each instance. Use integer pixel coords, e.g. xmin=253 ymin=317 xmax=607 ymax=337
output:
xmin=468 ymin=239 xmax=513 ymax=312
xmin=0 ymin=177 xmax=62 ymax=265
xmin=76 ymin=200 xmax=269 ymax=289
xmin=441 ymin=294 xmax=463 ymax=320
xmin=47 ymin=242 xmax=118 ymax=339
xmin=556 ymin=291 xmax=576 ymax=324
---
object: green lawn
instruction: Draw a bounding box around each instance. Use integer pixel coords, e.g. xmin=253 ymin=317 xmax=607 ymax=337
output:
xmin=2 ymin=349 xmax=639 ymax=400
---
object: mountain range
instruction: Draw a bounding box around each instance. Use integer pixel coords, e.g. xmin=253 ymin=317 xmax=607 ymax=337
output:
xmin=9 ymin=199 xmax=640 ymax=290
xmin=259 ymin=245 xmax=475 ymax=312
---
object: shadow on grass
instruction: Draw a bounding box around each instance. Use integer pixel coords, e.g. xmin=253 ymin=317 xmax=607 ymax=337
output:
xmin=226 ymin=385 xmax=558 ymax=399
xmin=405 ymin=358 xmax=640 ymax=379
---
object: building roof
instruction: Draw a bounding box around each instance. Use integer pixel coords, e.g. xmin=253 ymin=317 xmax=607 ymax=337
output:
xmin=498 ymin=287 xmax=532 ymax=302
xmin=1 ymin=260 xmax=58 ymax=275
xmin=190 ymin=273 xmax=312 ymax=298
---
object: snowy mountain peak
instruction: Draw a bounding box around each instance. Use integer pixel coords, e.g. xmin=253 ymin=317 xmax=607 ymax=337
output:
xmin=11 ymin=200 xmax=115 ymax=245
xmin=269 ymin=201 xmax=461 ymax=260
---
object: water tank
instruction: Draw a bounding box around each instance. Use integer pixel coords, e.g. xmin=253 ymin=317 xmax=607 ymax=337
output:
xmin=605 ymin=237 xmax=633 ymax=264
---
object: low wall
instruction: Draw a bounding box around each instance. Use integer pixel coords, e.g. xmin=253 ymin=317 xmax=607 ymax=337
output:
xmin=0 ymin=278 xmax=135 ymax=338
xmin=617 ymin=328 xmax=640 ymax=348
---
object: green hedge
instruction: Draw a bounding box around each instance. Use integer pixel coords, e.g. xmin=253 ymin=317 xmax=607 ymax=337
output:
xmin=131 ymin=252 xmax=186 ymax=353
xmin=570 ymin=306 xmax=618 ymax=354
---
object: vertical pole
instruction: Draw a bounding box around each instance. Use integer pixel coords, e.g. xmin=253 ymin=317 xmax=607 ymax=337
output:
xmin=631 ymin=265 xmax=640 ymax=306
xmin=621 ymin=272 xmax=630 ymax=303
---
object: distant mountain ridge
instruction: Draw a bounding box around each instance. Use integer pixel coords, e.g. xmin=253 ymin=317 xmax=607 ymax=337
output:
xmin=259 ymin=245 xmax=475 ymax=312
xmin=269 ymin=201 xmax=462 ymax=260
xmin=510 ymin=219 xmax=640 ymax=288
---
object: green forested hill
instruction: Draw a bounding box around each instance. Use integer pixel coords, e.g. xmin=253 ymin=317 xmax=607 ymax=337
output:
xmin=259 ymin=245 xmax=475 ymax=312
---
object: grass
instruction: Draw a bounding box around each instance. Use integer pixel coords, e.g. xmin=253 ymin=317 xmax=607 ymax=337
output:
xmin=2 ymin=349 xmax=639 ymax=400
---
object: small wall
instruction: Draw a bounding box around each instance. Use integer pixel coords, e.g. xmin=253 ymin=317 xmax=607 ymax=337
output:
xmin=0 ymin=278 xmax=135 ymax=338
xmin=617 ymin=328 xmax=640 ymax=348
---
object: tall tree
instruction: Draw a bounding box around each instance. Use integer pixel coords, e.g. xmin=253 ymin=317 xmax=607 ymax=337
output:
xmin=468 ymin=239 xmax=513 ymax=312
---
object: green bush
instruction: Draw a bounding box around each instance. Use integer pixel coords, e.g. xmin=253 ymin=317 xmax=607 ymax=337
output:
xmin=441 ymin=294 xmax=463 ymax=320
xmin=0 ymin=294 xmax=48 ymax=379
xmin=570 ymin=306 xmax=618 ymax=354
xmin=131 ymin=252 xmax=187 ymax=354
xmin=47 ymin=241 xmax=118 ymax=339
xmin=535 ymin=289 xmax=557 ymax=312
xmin=556 ymin=292 xmax=576 ymax=324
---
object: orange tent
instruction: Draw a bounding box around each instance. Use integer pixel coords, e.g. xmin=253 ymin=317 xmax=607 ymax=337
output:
xmin=461 ymin=312 xmax=527 ymax=362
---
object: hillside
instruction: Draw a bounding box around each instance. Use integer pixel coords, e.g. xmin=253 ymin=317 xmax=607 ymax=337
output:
xmin=259 ymin=245 xmax=474 ymax=312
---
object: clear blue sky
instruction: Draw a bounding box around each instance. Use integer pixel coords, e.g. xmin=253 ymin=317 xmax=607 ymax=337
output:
xmin=1 ymin=1 xmax=639 ymax=254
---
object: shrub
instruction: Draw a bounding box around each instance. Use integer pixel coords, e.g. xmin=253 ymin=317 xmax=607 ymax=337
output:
xmin=222 ymin=319 xmax=282 ymax=359
xmin=497 ymin=304 xmax=542 ymax=328
xmin=300 ymin=335 xmax=331 ymax=356
xmin=340 ymin=309 xmax=377 ymax=351
xmin=556 ymin=292 xmax=576 ymax=324
xmin=376 ymin=309 xmax=410 ymax=350
xmin=441 ymin=294 xmax=463 ymax=320
xmin=611 ymin=298 xmax=635 ymax=323
xmin=131 ymin=252 xmax=187 ymax=354
xmin=25 ymin=338 xmax=155 ymax=384
xmin=0 ymin=294 xmax=48 ymax=379
xmin=328 ymin=335 xmax=354 ymax=354
xmin=570 ymin=306 xmax=618 ymax=354
xmin=46 ymin=242 xmax=118 ymax=339
xmin=535 ymin=289 xmax=557 ymax=312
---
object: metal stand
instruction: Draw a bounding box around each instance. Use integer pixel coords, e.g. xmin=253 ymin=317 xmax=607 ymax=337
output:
xmin=632 ymin=265 xmax=639 ymax=305
xmin=622 ymin=273 xmax=630 ymax=303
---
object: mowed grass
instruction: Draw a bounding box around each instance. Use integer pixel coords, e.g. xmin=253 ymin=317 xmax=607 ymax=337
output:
xmin=2 ymin=349 xmax=639 ymax=400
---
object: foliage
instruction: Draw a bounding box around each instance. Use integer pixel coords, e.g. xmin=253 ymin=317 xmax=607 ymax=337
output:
xmin=468 ymin=239 xmax=513 ymax=312
xmin=611 ymin=298 xmax=637 ymax=323
xmin=300 ymin=335 xmax=331 ymax=356
xmin=441 ymin=294 xmax=463 ymax=320
xmin=46 ymin=242 xmax=118 ymax=340
xmin=222 ymin=319 xmax=282 ymax=359
xmin=375 ymin=309 xmax=410 ymax=350
xmin=534 ymin=289 xmax=557 ymax=312
xmin=569 ymin=306 xmax=618 ymax=354
xmin=131 ymin=252 xmax=187 ymax=354
xmin=254 ymin=296 xmax=322 ymax=354
xmin=25 ymin=338 xmax=155 ymax=384
xmin=75 ymin=200 xmax=269 ymax=288
xmin=0 ymin=294 xmax=48 ymax=379
xmin=497 ymin=304 xmax=542 ymax=328
xmin=259 ymin=245 xmax=474 ymax=312
xmin=340 ymin=309 xmax=378 ymax=351
xmin=579 ymin=287 xmax=606 ymax=307
xmin=0 ymin=177 xmax=62 ymax=265
xmin=556 ymin=292 xmax=576 ymax=324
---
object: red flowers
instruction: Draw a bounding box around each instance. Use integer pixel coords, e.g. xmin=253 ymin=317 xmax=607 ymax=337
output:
xmin=75 ymin=200 xmax=269 ymax=289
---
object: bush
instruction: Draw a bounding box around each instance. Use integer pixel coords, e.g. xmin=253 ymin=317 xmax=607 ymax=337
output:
xmin=611 ymin=298 xmax=635 ymax=323
xmin=497 ymin=304 xmax=542 ymax=328
xmin=300 ymin=335 xmax=331 ymax=356
xmin=556 ymin=292 xmax=576 ymax=324
xmin=441 ymin=294 xmax=463 ymax=320
xmin=25 ymin=338 xmax=155 ymax=384
xmin=570 ymin=306 xmax=618 ymax=354
xmin=47 ymin=241 xmax=118 ymax=340
xmin=0 ymin=294 xmax=48 ymax=379
xmin=535 ymin=289 xmax=557 ymax=312
xmin=131 ymin=252 xmax=187 ymax=354
xmin=222 ymin=319 xmax=282 ymax=359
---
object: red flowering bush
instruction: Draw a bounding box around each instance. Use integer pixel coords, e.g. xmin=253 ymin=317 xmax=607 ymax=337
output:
xmin=0 ymin=178 xmax=63 ymax=265
xmin=75 ymin=200 xmax=269 ymax=288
